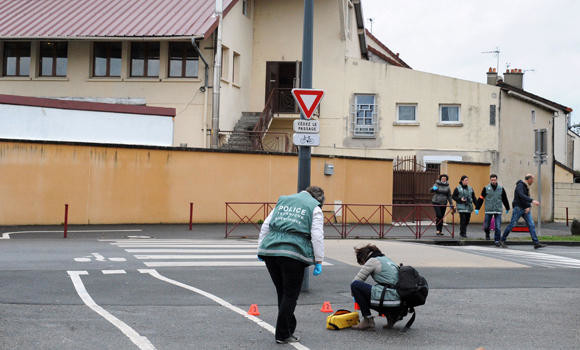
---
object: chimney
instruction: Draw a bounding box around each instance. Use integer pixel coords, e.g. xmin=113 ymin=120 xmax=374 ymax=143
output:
xmin=486 ymin=67 xmax=498 ymax=85
xmin=504 ymin=68 xmax=524 ymax=89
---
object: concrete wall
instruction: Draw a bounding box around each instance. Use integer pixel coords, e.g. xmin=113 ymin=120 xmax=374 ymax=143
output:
xmin=0 ymin=140 xmax=393 ymax=225
xmin=554 ymin=183 xmax=580 ymax=222
xmin=440 ymin=161 xmax=491 ymax=223
xmin=498 ymin=91 xmax=554 ymax=221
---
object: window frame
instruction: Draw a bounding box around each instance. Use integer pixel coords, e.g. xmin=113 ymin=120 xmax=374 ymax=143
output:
xmin=220 ymin=45 xmax=230 ymax=81
xmin=130 ymin=41 xmax=160 ymax=78
xmin=242 ymin=0 xmax=251 ymax=17
xmin=232 ymin=51 xmax=240 ymax=85
xmin=352 ymin=94 xmax=377 ymax=138
xmin=439 ymin=104 xmax=461 ymax=124
xmin=39 ymin=41 xmax=68 ymax=77
xmin=396 ymin=103 xmax=418 ymax=123
xmin=168 ymin=42 xmax=199 ymax=78
xmin=2 ymin=41 xmax=31 ymax=77
xmin=92 ymin=41 xmax=122 ymax=78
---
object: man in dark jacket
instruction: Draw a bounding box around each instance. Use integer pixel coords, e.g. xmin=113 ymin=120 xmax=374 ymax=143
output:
xmin=500 ymin=174 xmax=546 ymax=249
xmin=475 ymin=174 xmax=510 ymax=244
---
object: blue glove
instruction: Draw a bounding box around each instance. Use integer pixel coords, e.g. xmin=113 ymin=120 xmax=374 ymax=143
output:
xmin=313 ymin=263 xmax=322 ymax=276
xmin=257 ymin=256 xmax=263 ymax=262
xmin=505 ymin=209 xmax=509 ymax=214
xmin=432 ymin=185 xmax=438 ymax=191
xmin=474 ymin=209 xmax=479 ymax=215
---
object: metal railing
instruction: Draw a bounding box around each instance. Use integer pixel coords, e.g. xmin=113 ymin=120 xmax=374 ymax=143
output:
xmin=225 ymin=202 xmax=455 ymax=239
xmin=218 ymin=130 xmax=292 ymax=152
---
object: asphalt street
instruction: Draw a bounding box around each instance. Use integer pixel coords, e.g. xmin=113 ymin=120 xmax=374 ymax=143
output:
xmin=1 ymin=226 xmax=579 ymax=350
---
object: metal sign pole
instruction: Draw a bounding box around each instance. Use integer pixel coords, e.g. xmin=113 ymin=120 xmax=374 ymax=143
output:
xmin=299 ymin=0 xmax=314 ymax=292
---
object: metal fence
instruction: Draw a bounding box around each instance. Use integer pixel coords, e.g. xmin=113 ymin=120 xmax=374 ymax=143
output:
xmin=225 ymin=202 xmax=455 ymax=239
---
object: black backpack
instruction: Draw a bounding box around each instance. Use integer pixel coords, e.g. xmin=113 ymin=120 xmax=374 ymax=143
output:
xmin=379 ymin=264 xmax=429 ymax=332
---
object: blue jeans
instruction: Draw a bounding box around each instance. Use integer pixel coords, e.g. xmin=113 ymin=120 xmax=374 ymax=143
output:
xmin=484 ymin=213 xmax=502 ymax=242
xmin=501 ymin=206 xmax=538 ymax=244
xmin=351 ymin=280 xmax=373 ymax=317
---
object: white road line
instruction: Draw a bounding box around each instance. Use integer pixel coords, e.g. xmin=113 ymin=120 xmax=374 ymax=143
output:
xmin=143 ymin=261 xmax=333 ymax=267
xmin=115 ymin=245 xmax=257 ymax=248
xmin=102 ymin=270 xmax=127 ymax=274
xmin=108 ymin=258 xmax=127 ymax=262
xmin=125 ymin=249 xmax=258 ymax=253
xmin=67 ymin=271 xmax=156 ymax=350
xmin=92 ymin=253 xmax=106 ymax=262
xmin=138 ymin=269 xmax=309 ymax=350
xmin=101 ymin=239 xmax=255 ymax=243
xmin=1 ymin=229 xmax=142 ymax=239
xmin=74 ymin=258 xmax=91 ymax=262
xmin=461 ymin=246 xmax=580 ymax=268
xmin=134 ymin=255 xmax=258 ymax=260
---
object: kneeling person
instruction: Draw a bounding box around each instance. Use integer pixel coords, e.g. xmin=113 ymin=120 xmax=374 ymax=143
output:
xmin=350 ymin=244 xmax=400 ymax=330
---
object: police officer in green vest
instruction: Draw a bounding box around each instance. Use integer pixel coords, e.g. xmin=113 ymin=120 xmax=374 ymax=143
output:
xmin=258 ymin=186 xmax=325 ymax=344
xmin=452 ymin=175 xmax=478 ymax=238
xmin=475 ymin=174 xmax=511 ymax=244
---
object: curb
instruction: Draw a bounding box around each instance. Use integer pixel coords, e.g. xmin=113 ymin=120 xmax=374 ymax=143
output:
xmin=399 ymin=239 xmax=580 ymax=247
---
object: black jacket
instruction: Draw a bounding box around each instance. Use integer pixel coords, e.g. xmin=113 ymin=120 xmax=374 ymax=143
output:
xmin=512 ymin=180 xmax=533 ymax=209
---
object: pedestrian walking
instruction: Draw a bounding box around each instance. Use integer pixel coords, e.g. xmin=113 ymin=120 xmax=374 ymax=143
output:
xmin=430 ymin=174 xmax=454 ymax=236
xmin=257 ymin=186 xmax=325 ymax=344
xmin=350 ymin=244 xmax=400 ymax=330
xmin=475 ymin=174 xmax=510 ymax=244
xmin=500 ymin=174 xmax=546 ymax=249
xmin=452 ymin=175 xmax=477 ymax=238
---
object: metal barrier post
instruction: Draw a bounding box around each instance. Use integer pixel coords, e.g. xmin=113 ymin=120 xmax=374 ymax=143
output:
xmin=63 ymin=204 xmax=68 ymax=239
xmin=451 ymin=209 xmax=455 ymax=238
xmin=225 ymin=203 xmax=228 ymax=238
xmin=566 ymin=207 xmax=569 ymax=226
xmin=189 ymin=202 xmax=194 ymax=231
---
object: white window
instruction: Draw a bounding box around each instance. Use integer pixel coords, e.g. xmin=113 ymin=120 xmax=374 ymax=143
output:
xmin=352 ymin=94 xmax=377 ymax=137
xmin=439 ymin=105 xmax=460 ymax=123
xmin=397 ymin=104 xmax=417 ymax=122
xmin=531 ymin=110 xmax=536 ymax=124
xmin=242 ymin=0 xmax=251 ymax=17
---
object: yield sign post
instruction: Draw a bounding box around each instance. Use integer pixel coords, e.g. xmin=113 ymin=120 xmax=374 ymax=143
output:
xmin=291 ymin=89 xmax=324 ymax=119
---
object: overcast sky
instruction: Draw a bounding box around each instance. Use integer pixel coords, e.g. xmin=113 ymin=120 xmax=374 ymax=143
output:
xmin=362 ymin=0 xmax=579 ymax=124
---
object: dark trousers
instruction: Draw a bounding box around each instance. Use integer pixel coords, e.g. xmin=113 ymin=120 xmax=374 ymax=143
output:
xmin=484 ymin=213 xmax=502 ymax=242
xmin=263 ymin=256 xmax=307 ymax=340
xmin=432 ymin=203 xmax=446 ymax=232
xmin=459 ymin=212 xmax=472 ymax=236
xmin=351 ymin=280 xmax=374 ymax=317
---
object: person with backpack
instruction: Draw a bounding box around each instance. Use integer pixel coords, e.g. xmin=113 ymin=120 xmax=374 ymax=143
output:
xmin=258 ymin=186 xmax=325 ymax=344
xmin=452 ymin=175 xmax=477 ymax=238
xmin=350 ymin=244 xmax=401 ymax=330
xmin=430 ymin=174 xmax=454 ymax=236
xmin=474 ymin=174 xmax=510 ymax=244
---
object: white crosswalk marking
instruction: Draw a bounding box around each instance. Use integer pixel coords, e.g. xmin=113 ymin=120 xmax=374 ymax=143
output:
xmin=107 ymin=239 xmax=332 ymax=268
xmin=458 ymin=246 xmax=580 ymax=268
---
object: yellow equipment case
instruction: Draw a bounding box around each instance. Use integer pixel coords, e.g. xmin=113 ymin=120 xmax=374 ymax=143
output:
xmin=326 ymin=309 xmax=359 ymax=330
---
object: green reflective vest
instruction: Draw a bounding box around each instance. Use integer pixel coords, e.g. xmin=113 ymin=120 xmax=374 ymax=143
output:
xmin=484 ymin=184 xmax=503 ymax=214
xmin=258 ymin=191 xmax=320 ymax=265
xmin=456 ymin=185 xmax=474 ymax=213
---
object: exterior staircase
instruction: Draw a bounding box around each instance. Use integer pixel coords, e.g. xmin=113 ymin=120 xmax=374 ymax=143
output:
xmin=220 ymin=112 xmax=261 ymax=151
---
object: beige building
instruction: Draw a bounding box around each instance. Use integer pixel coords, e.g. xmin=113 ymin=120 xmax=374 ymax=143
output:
xmin=0 ymin=0 xmax=574 ymax=221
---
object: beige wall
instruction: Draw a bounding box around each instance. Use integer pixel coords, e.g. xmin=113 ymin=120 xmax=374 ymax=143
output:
xmin=554 ymin=183 xmax=580 ymax=222
xmin=498 ymin=91 xmax=554 ymax=221
xmin=440 ymin=161 xmax=491 ymax=223
xmin=555 ymin=163 xmax=574 ymax=183
xmin=0 ymin=140 xmax=393 ymax=225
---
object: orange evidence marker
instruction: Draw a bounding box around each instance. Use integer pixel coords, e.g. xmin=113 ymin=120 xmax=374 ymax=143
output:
xmin=320 ymin=301 xmax=334 ymax=313
xmin=248 ymin=304 xmax=260 ymax=316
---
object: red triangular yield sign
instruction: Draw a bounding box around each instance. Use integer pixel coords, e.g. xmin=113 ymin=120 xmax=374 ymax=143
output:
xmin=291 ymin=89 xmax=324 ymax=119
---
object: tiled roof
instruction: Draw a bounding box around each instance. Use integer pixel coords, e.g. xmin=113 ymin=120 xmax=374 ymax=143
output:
xmin=0 ymin=0 xmax=237 ymax=39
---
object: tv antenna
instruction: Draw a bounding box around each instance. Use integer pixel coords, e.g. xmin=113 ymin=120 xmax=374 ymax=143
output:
xmin=481 ymin=47 xmax=500 ymax=72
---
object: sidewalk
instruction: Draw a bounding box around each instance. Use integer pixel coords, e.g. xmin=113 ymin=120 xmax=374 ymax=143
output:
xmin=1 ymin=221 xmax=575 ymax=242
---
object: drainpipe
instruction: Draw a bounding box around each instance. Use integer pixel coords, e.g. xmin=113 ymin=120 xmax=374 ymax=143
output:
xmin=191 ymin=38 xmax=211 ymax=148
xmin=211 ymin=0 xmax=224 ymax=149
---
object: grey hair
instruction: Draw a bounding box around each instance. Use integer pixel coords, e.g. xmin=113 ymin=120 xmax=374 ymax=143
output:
xmin=305 ymin=186 xmax=325 ymax=206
